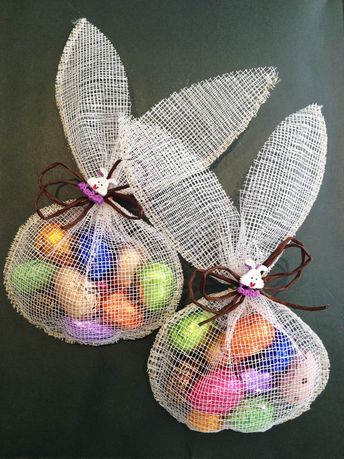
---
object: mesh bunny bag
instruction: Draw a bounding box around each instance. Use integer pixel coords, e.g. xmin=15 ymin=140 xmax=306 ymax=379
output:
xmin=3 ymin=20 xmax=186 ymax=345
xmin=140 ymin=104 xmax=330 ymax=432
xmin=4 ymin=20 xmax=279 ymax=345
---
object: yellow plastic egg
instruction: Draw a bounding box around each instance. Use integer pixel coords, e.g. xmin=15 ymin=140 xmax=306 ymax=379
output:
xmin=205 ymin=332 xmax=230 ymax=366
xmin=35 ymin=223 xmax=72 ymax=264
xmin=187 ymin=409 xmax=223 ymax=433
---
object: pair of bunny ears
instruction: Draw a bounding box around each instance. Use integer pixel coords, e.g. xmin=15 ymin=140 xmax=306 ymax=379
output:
xmin=56 ymin=19 xmax=327 ymax=273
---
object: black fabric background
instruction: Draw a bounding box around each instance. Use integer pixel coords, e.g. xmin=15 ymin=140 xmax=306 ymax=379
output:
xmin=1 ymin=1 xmax=343 ymax=457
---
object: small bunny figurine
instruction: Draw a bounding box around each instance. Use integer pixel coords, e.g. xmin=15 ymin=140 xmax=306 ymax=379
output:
xmin=87 ymin=168 xmax=117 ymax=197
xmin=237 ymin=260 xmax=268 ymax=297
xmin=144 ymin=105 xmax=329 ymax=432
xmin=4 ymin=19 xmax=279 ymax=345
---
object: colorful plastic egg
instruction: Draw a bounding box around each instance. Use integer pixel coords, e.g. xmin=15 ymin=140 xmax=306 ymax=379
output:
xmin=205 ymin=332 xmax=230 ymax=366
xmin=35 ymin=223 xmax=72 ymax=263
xmin=230 ymin=313 xmax=275 ymax=360
xmin=169 ymin=310 xmax=213 ymax=352
xmin=279 ymin=352 xmax=318 ymax=404
xmin=24 ymin=292 xmax=59 ymax=322
xmin=34 ymin=292 xmax=59 ymax=311
xmin=228 ymin=396 xmax=274 ymax=433
xmin=11 ymin=260 xmax=57 ymax=294
xmin=76 ymin=230 xmax=116 ymax=281
xmin=116 ymin=246 xmax=145 ymax=289
xmin=187 ymin=409 xmax=223 ymax=433
xmin=138 ymin=262 xmax=175 ymax=311
xmin=166 ymin=360 xmax=201 ymax=404
xmin=239 ymin=368 xmax=273 ymax=395
xmin=102 ymin=291 xmax=143 ymax=329
xmin=254 ymin=330 xmax=294 ymax=373
xmin=64 ymin=317 xmax=114 ymax=343
xmin=188 ymin=368 xmax=244 ymax=414
xmin=55 ymin=267 xmax=99 ymax=319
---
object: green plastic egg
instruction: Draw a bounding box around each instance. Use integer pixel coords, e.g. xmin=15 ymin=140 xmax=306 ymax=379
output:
xmin=228 ymin=396 xmax=274 ymax=433
xmin=169 ymin=310 xmax=213 ymax=352
xmin=11 ymin=260 xmax=57 ymax=294
xmin=138 ymin=262 xmax=175 ymax=311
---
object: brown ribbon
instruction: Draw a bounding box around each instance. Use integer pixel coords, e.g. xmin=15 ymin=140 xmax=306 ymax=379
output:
xmin=34 ymin=160 xmax=144 ymax=230
xmin=189 ymin=237 xmax=329 ymax=326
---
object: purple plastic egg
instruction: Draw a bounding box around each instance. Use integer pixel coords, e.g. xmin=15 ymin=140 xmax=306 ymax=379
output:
xmin=239 ymin=368 xmax=272 ymax=395
xmin=64 ymin=317 xmax=114 ymax=343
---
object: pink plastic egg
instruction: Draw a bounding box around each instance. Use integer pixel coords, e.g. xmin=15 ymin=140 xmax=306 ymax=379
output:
xmin=188 ymin=368 xmax=244 ymax=414
xmin=279 ymin=352 xmax=318 ymax=405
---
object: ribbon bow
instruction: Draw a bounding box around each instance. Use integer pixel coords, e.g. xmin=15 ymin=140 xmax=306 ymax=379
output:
xmin=34 ymin=160 xmax=144 ymax=230
xmin=189 ymin=237 xmax=329 ymax=326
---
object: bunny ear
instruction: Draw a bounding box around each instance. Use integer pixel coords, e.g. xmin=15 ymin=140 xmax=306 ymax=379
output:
xmin=259 ymin=265 xmax=269 ymax=273
xmin=139 ymin=67 xmax=278 ymax=168
xmin=99 ymin=167 xmax=108 ymax=177
xmin=122 ymin=119 xmax=240 ymax=268
xmin=56 ymin=19 xmax=130 ymax=179
xmin=245 ymin=259 xmax=256 ymax=269
xmin=239 ymin=105 xmax=327 ymax=263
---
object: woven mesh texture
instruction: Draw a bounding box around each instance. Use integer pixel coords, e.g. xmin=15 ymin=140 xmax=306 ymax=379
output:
xmin=126 ymin=106 xmax=326 ymax=272
xmin=4 ymin=19 xmax=185 ymax=344
xmin=148 ymin=105 xmax=329 ymax=432
xmin=237 ymin=105 xmax=327 ymax=267
xmin=55 ymin=19 xmax=131 ymax=179
xmin=4 ymin=204 xmax=183 ymax=345
xmin=4 ymin=18 xmax=278 ymax=345
xmin=139 ymin=67 xmax=278 ymax=169
xmin=122 ymin=119 xmax=238 ymax=269
xmin=148 ymin=300 xmax=329 ymax=433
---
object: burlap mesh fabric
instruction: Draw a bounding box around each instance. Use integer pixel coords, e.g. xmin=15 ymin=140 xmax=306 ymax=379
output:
xmin=147 ymin=105 xmax=330 ymax=432
xmin=4 ymin=19 xmax=184 ymax=345
xmin=139 ymin=67 xmax=279 ymax=169
xmin=5 ymin=205 xmax=183 ymax=344
xmin=4 ymin=19 xmax=278 ymax=345
xmin=149 ymin=300 xmax=329 ymax=433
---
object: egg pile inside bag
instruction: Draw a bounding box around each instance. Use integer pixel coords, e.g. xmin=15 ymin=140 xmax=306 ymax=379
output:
xmin=123 ymin=78 xmax=329 ymax=431
xmin=4 ymin=19 xmax=282 ymax=345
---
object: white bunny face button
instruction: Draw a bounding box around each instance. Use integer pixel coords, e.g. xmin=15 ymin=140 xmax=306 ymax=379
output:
xmin=237 ymin=259 xmax=268 ymax=298
xmin=87 ymin=167 xmax=116 ymax=197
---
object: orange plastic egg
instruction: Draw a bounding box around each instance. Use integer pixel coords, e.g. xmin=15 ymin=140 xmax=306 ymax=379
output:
xmin=102 ymin=291 xmax=143 ymax=330
xmin=187 ymin=409 xmax=223 ymax=433
xmin=230 ymin=313 xmax=275 ymax=360
xmin=35 ymin=223 xmax=72 ymax=263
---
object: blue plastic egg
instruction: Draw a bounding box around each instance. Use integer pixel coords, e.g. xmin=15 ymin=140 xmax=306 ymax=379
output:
xmin=256 ymin=330 xmax=294 ymax=373
xmin=76 ymin=230 xmax=117 ymax=281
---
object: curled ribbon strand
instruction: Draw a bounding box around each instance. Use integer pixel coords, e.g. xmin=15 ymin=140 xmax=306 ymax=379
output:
xmin=189 ymin=237 xmax=329 ymax=326
xmin=34 ymin=161 xmax=144 ymax=230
